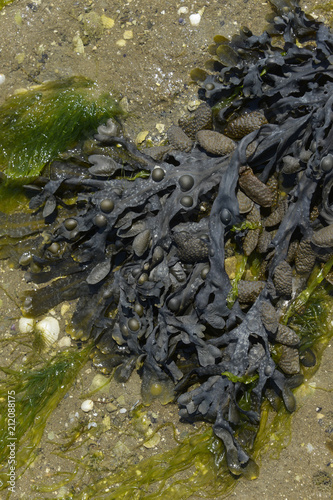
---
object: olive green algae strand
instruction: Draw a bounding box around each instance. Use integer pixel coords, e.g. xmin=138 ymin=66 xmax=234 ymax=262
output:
xmin=71 ymin=427 xmax=237 ymax=500
xmin=282 ymin=255 xmax=333 ymax=324
xmin=0 ymin=343 xmax=92 ymax=489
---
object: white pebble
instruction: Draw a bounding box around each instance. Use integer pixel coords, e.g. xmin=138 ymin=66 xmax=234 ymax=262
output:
xmin=58 ymin=336 xmax=71 ymax=348
xmin=0 ymin=74 xmax=5 ymax=85
xmin=18 ymin=317 xmax=35 ymax=334
xmin=119 ymin=408 xmax=127 ymax=414
xmin=36 ymin=316 xmax=60 ymax=346
xmin=81 ymin=399 xmax=94 ymax=412
xmin=178 ymin=6 xmax=188 ymax=15
xmin=189 ymin=13 xmax=201 ymax=26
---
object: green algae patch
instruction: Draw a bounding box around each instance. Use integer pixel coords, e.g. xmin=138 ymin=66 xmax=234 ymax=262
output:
xmin=42 ymin=425 xmax=238 ymax=500
xmin=0 ymin=182 xmax=31 ymax=214
xmin=282 ymin=256 xmax=333 ymax=325
xmin=0 ymin=0 xmax=14 ymax=10
xmin=0 ymin=76 xmax=123 ymax=182
xmin=253 ymin=400 xmax=292 ymax=462
xmin=0 ymin=343 xmax=92 ymax=490
xmin=77 ymin=429 xmax=232 ymax=500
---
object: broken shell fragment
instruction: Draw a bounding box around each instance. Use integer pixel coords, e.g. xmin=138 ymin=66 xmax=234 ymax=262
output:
xmin=81 ymin=399 xmax=94 ymax=412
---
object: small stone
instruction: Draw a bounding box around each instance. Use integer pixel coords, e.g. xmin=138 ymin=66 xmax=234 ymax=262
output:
xmin=58 ymin=336 xmax=71 ymax=348
xmin=117 ymin=395 xmax=126 ymax=405
xmin=73 ymin=33 xmax=85 ymax=54
xmin=106 ymin=403 xmax=117 ymax=413
xmin=136 ymin=130 xmax=149 ymax=144
xmin=225 ymin=257 xmax=237 ymax=279
xmin=116 ymin=39 xmax=126 ymax=47
xmin=306 ymin=443 xmax=314 ymax=453
xmin=155 ymin=123 xmax=165 ymax=133
xmin=113 ymin=441 xmax=130 ymax=456
xmin=60 ymin=303 xmax=70 ymax=316
xmin=103 ymin=415 xmax=111 ymax=430
xmin=57 ymin=487 xmax=69 ymax=499
xmin=119 ymin=96 xmax=129 ymax=112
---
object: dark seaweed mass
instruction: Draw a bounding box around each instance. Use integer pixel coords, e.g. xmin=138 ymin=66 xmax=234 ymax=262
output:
xmin=5 ymin=0 xmax=333 ymax=474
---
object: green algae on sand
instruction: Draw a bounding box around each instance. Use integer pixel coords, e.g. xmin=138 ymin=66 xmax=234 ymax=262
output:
xmin=0 ymin=76 xmax=123 ymax=182
xmin=0 ymin=342 xmax=92 ymax=490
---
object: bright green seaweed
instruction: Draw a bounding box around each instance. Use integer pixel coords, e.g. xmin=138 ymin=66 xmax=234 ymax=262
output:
xmin=0 ymin=76 xmax=122 ymax=182
xmin=0 ymin=342 xmax=92 ymax=491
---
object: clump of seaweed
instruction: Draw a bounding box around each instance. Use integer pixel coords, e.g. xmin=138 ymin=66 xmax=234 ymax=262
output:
xmin=2 ymin=0 xmax=333 ymax=482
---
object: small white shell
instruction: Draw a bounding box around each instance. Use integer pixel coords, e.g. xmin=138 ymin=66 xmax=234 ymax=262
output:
xmin=178 ymin=6 xmax=188 ymax=15
xmin=36 ymin=316 xmax=60 ymax=346
xmin=18 ymin=317 xmax=35 ymax=334
xmin=189 ymin=13 xmax=201 ymax=26
xmin=81 ymin=399 xmax=94 ymax=412
xmin=0 ymin=74 xmax=5 ymax=85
